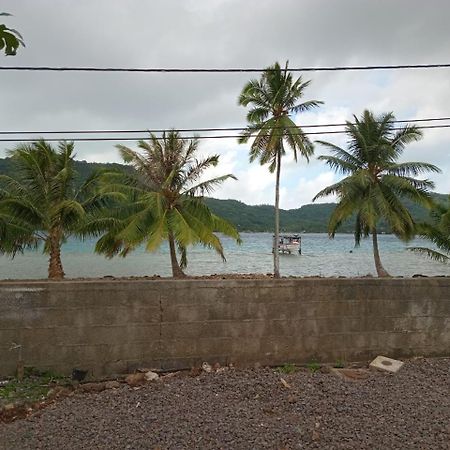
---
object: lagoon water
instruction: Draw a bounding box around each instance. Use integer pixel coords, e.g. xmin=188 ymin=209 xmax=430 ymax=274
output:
xmin=0 ymin=233 xmax=448 ymax=279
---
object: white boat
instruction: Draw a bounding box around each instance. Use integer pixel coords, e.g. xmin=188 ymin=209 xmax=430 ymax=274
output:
xmin=274 ymin=234 xmax=302 ymax=254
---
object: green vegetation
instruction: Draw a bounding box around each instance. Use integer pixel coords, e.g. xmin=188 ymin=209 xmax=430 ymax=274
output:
xmin=238 ymin=61 xmax=323 ymax=277
xmin=409 ymin=199 xmax=450 ymax=262
xmin=276 ymin=363 xmax=297 ymax=374
xmin=205 ymin=196 xmax=447 ymax=233
xmin=306 ymin=361 xmax=321 ymax=373
xmin=333 ymin=359 xmax=345 ymax=369
xmin=0 ymin=141 xmax=114 ymax=279
xmin=0 ymin=157 xmax=131 ymax=190
xmin=0 ymin=156 xmax=445 ymax=234
xmin=0 ymin=368 xmax=67 ymax=408
xmin=87 ymin=131 xmax=241 ymax=277
xmin=0 ymin=12 xmax=24 ymax=56
xmin=314 ymin=110 xmax=441 ymax=277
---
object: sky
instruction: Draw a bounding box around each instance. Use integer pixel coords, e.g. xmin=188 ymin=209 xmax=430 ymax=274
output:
xmin=0 ymin=0 xmax=449 ymax=208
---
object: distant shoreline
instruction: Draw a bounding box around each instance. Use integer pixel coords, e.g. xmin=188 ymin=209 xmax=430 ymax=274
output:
xmin=0 ymin=273 xmax=448 ymax=283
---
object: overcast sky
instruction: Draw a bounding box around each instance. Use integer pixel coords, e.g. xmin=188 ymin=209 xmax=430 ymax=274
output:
xmin=1 ymin=0 xmax=449 ymax=208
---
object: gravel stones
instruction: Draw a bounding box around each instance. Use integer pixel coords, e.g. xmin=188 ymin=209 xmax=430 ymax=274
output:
xmin=0 ymin=358 xmax=448 ymax=449
xmin=330 ymin=368 xmax=371 ymax=381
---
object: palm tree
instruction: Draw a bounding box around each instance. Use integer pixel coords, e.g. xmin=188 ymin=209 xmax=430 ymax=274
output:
xmin=313 ymin=110 xmax=441 ymax=277
xmin=408 ymin=199 xmax=450 ymax=262
xmin=0 ymin=140 xmax=110 ymax=279
xmin=238 ymin=61 xmax=323 ymax=278
xmin=91 ymin=130 xmax=240 ymax=278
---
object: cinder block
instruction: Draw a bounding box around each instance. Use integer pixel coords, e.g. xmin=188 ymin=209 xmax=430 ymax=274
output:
xmin=369 ymin=355 xmax=404 ymax=373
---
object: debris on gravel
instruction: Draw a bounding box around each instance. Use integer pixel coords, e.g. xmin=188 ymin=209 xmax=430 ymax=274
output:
xmin=0 ymin=358 xmax=448 ymax=449
xmin=369 ymin=355 xmax=404 ymax=373
xmin=125 ymin=372 xmax=146 ymax=386
xmin=143 ymin=371 xmax=159 ymax=382
xmin=202 ymin=362 xmax=213 ymax=373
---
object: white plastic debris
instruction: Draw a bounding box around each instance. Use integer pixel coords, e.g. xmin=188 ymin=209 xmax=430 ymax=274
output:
xmin=201 ymin=362 xmax=212 ymax=373
xmin=144 ymin=370 xmax=159 ymax=381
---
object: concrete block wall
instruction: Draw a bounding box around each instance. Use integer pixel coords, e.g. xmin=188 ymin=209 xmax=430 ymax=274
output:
xmin=0 ymin=278 xmax=449 ymax=377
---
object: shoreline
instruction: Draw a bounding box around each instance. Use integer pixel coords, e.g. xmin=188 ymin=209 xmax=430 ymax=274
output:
xmin=0 ymin=273 xmax=449 ymax=283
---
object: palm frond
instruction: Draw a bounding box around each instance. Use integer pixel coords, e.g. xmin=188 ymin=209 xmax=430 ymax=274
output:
xmin=407 ymin=247 xmax=449 ymax=263
xmin=386 ymin=161 xmax=441 ymax=177
xmin=183 ymin=174 xmax=237 ymax=196
xmin=291 ymin=100 xmax=324 ymax=114
xmin=317 ymin=155 xmax=359 ymax=175
xmin=312 ymin=179 xmax=346 ymax=201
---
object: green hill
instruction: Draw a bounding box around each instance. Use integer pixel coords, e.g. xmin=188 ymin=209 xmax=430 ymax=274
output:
xmin=0 ymin=157 xmax=129 ymax=187
xmin=205 ymin=196 xmax=448 ymax=233
xmin=203 ymin=198 xmax=337 ymax=232
xmin=0 ymin=157 xmax=447 ymax=233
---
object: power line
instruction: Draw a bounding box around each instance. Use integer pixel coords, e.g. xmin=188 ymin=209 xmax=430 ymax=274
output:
xmin=0 ymin=124 xmax=449 ymax=143
xmin=1 ymin=116 xmax=449 ymax=136
xmin=1 ymin=63 xmax=450 ymax=73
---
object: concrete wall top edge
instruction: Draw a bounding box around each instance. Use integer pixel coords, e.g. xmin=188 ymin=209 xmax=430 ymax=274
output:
xmin=0 ymin=277 xmax=449 ymax=289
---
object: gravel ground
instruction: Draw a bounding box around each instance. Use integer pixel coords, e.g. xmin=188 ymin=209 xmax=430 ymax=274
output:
xmin=0 ymin=358 xmax=448 ymax=449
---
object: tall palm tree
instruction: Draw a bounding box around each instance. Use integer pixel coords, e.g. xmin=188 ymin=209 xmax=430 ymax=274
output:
xmin=90 ymin=130 xmax=240 ymax=278
xmin=238 ymin=61 xmax=323 ymax=278
xmin=313 ymin=110 xmax=441 ymax=277
xmin=408 ymin=199 xmax=450 ymax=262
xmin=0 ymin=140 xmax=110 ymax=279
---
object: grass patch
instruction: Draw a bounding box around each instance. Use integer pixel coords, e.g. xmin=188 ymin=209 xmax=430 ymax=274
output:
xmin=333 ymin=359 xmax=345 ymax=369
xmin=276 ymin=363 xmax=296 ymax=374
xmin=306 ymin=361 xmax=321 ymax=373
xmin=0 ymin=367 xmax=68 ymax=406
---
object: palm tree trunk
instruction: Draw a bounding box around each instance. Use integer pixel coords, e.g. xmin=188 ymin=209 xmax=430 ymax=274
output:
xmin=48 ymin=230 xmax=64 ymax=280
xmin=273 ymin=150 xmax=281 ymax=278
xmin=372 ymin=228 xmax=390 ymax=277
xmin=168 ymin=232 xmax=185 ymax=278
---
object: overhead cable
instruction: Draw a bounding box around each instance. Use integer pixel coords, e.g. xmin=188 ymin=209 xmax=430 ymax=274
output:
xmin=1 ymin=116 xmax=449 ymax=136
xmin=0 ymin=124 xmax=449 ymax=143
xmin=0 ymin=63 xmax=450 ymax=73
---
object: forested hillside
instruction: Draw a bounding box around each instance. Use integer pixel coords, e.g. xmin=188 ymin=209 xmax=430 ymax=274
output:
xmin=204 ymin=196 xmax=448 ymax=233
xmin=0 ymin=157 xmax=447 ymax=233
xmin=0 ymin=157 xmax=129 ymax=186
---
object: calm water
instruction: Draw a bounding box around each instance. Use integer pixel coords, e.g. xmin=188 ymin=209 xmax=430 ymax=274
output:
xmin=0 ymin=233 xmax=448 ymax=279
xmin=0 ymin=233 xmax=450 ymax=279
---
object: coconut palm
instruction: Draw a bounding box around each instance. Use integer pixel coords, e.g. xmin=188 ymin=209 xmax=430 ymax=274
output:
xmin=0 ymin=140 xmax=111 ymax=279
xmin=313 ymin=110 xmax=441 ymax=277
xmin=90 ymin=130 xmax=240 ymax=278
xmin=238 ymin=61 xmax=323 ymax=278
xmin=408 ymin=199 xmax=450 ymax=262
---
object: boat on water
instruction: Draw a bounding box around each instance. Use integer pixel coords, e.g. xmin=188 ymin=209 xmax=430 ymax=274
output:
xmin=273 ymin=234 xmax=302 ymax=255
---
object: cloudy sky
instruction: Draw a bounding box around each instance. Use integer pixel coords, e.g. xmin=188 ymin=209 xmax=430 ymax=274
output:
xmin=1 ymin=0 xmax=449 ymax=208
